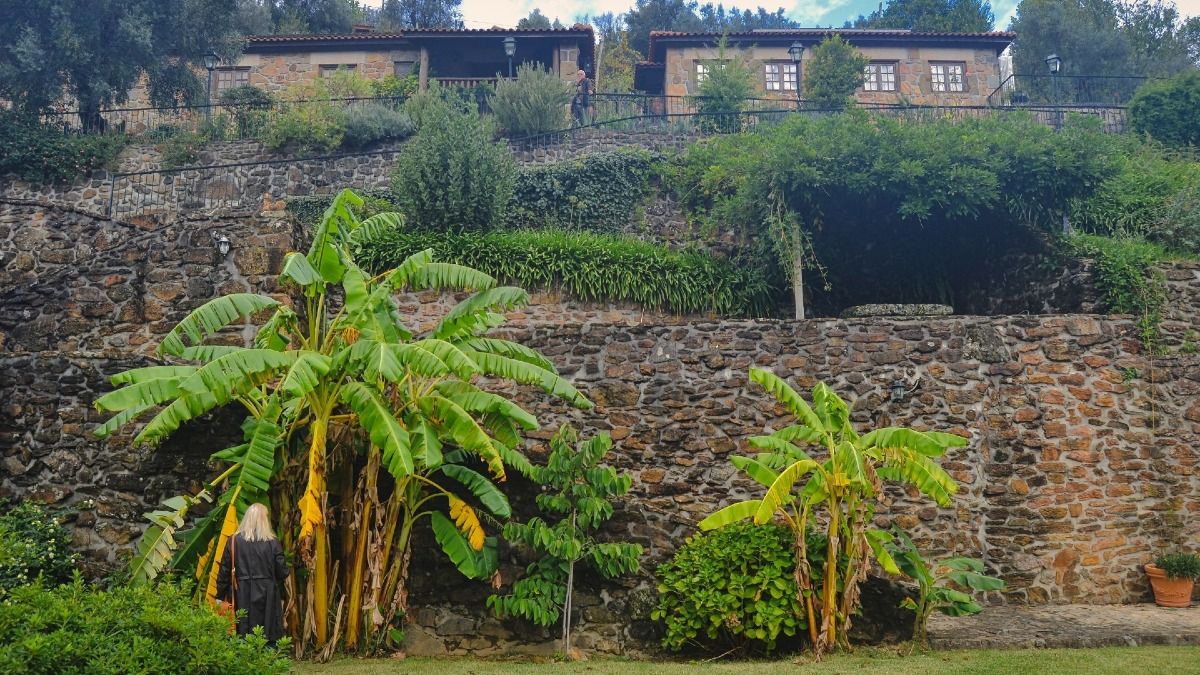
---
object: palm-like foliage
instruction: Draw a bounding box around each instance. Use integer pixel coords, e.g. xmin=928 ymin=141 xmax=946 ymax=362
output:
xmin=698 ymin=368 xmax=965 ymax=656
xmin=96 ymin=189 xmax=589 ymax=656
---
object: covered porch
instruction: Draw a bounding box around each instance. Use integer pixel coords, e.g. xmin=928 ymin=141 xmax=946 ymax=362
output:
xmin=409 ymin=28 xmax=593 ymax=90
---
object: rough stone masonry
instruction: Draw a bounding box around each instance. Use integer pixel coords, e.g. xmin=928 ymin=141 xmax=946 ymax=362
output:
xmin=2 ymin=177 xmax=1199 ymax=656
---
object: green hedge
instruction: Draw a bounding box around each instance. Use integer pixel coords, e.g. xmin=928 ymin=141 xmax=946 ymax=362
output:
xmin=357 ymin=228 xmax=776 ymax=317
xmin=0 ymin=580 xmax=289 ymax=674
xmin=505 ymin=148 xmax=658 ymax=231
xmin=0 ymin=111 xmax=127 ymax=183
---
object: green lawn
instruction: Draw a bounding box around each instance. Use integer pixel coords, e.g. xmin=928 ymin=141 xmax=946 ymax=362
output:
xmin=295 ymin=646 xmax=1200 ymax=675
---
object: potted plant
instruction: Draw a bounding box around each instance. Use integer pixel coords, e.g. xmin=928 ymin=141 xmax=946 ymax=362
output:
xmin=1145 ymin=552 xmax=1200 ymax=607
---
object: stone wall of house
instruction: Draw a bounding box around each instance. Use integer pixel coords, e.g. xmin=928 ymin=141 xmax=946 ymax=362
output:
xmin=662 ymin=43 xmax=1000 ymax=106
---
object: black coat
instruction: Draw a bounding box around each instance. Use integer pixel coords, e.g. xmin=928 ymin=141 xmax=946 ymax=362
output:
xmin=216 ymin=534 xmax=290 ymax=642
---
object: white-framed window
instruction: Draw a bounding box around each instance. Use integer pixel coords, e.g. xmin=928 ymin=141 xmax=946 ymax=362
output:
xmin=319 ymin=64 xmax=357 ymax=77
xmin=930 ymin=62 xmax=965 ymax=92
xmin=863 ymin=62 xmax=897 ymax=92
xmin=214 ymin=67 xmax=250 ymax=95
xmin=394 ymin=61 xmax=415 ymax=77
xmin=695 ymin=61 xmax=710 ymax=85
xmin=764 ymin=62 xmax=798 ymax=91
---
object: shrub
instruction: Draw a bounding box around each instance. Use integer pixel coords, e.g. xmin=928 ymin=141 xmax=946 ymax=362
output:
xmin=263 ymin=69 xmax=375 ymax=152
xmin=341 ymin=103 xmax=415 ymax=149
xmin=371 ymin=73 xmax=419 ymax=101
xmin=490 ymin=63 xmax=572 ymax=137
xmin=157 ymin=129 xmax=207 ymax=168
xmin=1129 ymin=71 xmax=1200 ymax=148
xmin=219 ymin=85 xmax=274 ymax=138
xmin=0 ymin=580 xmax=290 ymax=674
xmin=0 ymin=501 xmax=78 ymax=597
xmin=0 ymin=111 xmax=126 ymax=183
xmin=264 ymin=99 xmax=345 ymax=152
xmin=693 ymin=39 xmax=756 ymax=134
xmin=652 ymin=522 xmax=807 ymax=655
xmin=506 ymin=148 xmax=657 ymax=230
xmin=355 ymin=227 xmax=777 ymax=317
xmin=1155 ymin=552 xmax=1200 ymax=580
xmin=1071 ymin=142 xmax=1200 ymax=250
xmin=390 ymin=99 xmax=516 ymax=230
xmin=1068 ymin=234 xmax=1168 ymax=349
xmin=803 ymin=35 xmax=870 ymax=109
xmin=400 ymin=84 xmax=475 ymax=128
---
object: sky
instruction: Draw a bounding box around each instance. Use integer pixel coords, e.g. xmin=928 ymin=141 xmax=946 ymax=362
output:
xmin=361 ymin=0 xmax=1200 ymax=32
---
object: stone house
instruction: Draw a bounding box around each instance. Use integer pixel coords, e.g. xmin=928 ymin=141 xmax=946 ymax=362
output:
xmin=126 ymin=25 xmax=594 ymax=106
xmin=633 ymin=29 xmax=1015 ymax=106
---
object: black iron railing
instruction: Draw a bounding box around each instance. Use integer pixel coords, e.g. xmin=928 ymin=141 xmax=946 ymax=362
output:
xmin=987 ymin=74 xmax=1153 ymax=107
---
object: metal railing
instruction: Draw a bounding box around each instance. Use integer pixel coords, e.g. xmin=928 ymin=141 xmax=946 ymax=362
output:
xmin=987 ymin=74 xmax=1152 ymax=107
xmin=39 ymin=96 xmax=410 ymax=139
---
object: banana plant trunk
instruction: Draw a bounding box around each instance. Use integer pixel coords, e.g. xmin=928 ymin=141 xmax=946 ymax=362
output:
xmin=792 ymin=244 xmax=806 ymax=320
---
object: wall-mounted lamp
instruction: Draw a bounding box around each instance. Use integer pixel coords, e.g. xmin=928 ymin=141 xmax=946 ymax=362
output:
xmin=212 ymin=232 xmax=231 ymax=257
xmin=889 ymin=380 xmax=908 ymax=404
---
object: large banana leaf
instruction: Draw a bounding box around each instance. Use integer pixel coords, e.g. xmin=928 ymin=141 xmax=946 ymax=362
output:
xmin=877 ymin=453 xmax=958 ymax=507
xmin=440 ymin=464 xmax=511 ymax=518
xmin=176 ymin=349 xmax=297 ymax=405
xmin=435 ymin=381 xmax=538 ymax=431
xmin=128 ymin=491 xmax=211 ymax=586
xmin=94 ymin=377 xmax=184 ymax=413
xmin=280 ymin=251 xmax=323 ymax=290
xmin=110 ymin=365 xmax=197 ymax=386
xmin=410 ymin=339 xmax=480 ymax=380
xmin=698 ymin=499 xmax=763 ymax=530
xmin=280 ymin=352 xmax=333 ymax=398
xmin=134 ymin=389 xmax=222 ymax=445
xmin=749 ymin=368 xmax=826 ymax=437
xmin=341 ymin=382 xmax=414 ymax=479
xmin=747 ymin=434 xmax=814 ymax=463
xmin=730 ymin=455 xmax=781 ymax=488
xmin=307 ymin=188 xmax=363 ymax=284
xmin=471 ymin=352 xmax=590 ymax=409
xmin=158 ymin=294 xmax=280 ymax=358
xmin=360 ymin=341 xmax=451 ymax=382
xmin=432 ymin=286 xmax=530 ymax=341
xmin=461 ymin=337 xmax=557 ymax=372
xmin=859 ymin=427 xmax=967 ymax=457
xmin=431 ymin=511 xmax=498 ymax=580
xmin=423 ymin=394 xmax=505 ymax=480
xmin=347 ymin=212 xmax=404 ymax=248
xmin=754 ymin=459 xmax=819 ymax=525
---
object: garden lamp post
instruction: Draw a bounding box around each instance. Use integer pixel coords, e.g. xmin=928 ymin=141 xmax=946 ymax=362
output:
xmin=203 ymin=51 xmax=219 ymax=123
xmin=503 ymin=37 xmax=516 ymax=79
xmin=788 ymin=41 xmax=804 ymax=109
xmin=1045 ymin=53 xmax=1063 ymax=131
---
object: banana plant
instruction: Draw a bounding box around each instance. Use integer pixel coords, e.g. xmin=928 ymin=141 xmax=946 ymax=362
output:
xmin=887 ymin=527 xmax=1005 ymax=647
xmin=96 ymin=188 xmax=590 ymax=656
xmin=698 ymin=368 xmax=965 ymax=656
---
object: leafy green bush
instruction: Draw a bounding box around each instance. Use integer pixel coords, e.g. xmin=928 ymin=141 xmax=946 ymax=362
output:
xmin=371 ymin=73 xmax=419 ymax=101
xmin=804 ymin=35 xmax=869 ymax=109
xmin=1129 ymin=72 xmax=1200 ymax=148
xmin=341 ymin=103 xmax=415 ymax=149
xmin=219 ymin=85 xmax=274 ymax=138
xmin=506 ymin=148 xmax=657 ymax=230
xmin=263 ymin=70 xmax=375 ymax=152
xmin=490 ymin=63 xmax=572 ymax=137
xmin=1069 ymin=234 xmax=1168 ymax=349
xmin=0 ymin=111 xmax=127 ymax=183
xmin=390 ymin=99 xmax=516 ymax=230
xmin=401 ymin=84 xmax=475 ymax=128
xmin=0 ymin=501 xmax=78 ymax=597
xmin=1071 ymin=142 xmax=1200 ymax=251
xmin=356 ymin=227 xmax=775 ymax=317
xmin=693 ymin=38 xmax=756 ymax=134
xmin=156 ymin=128 xmax=207 ymax=168
xmin=0 ymin=580 xmax=290 ymax=674
xmin=1155 ymin=552 xmax=1200 ymax=580
xmin=651 ymin=522 xmax=807 ymax=655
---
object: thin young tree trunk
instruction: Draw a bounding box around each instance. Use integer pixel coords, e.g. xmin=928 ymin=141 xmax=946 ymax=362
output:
xmin=793 ymin=243 xmax=806 ymax=320
xmin=561 ymin=511 xmax=577 ymax=656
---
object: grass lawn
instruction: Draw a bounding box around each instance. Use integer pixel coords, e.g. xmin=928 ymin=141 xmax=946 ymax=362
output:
xmin=295 ymin=646 xmax=1200 ymax=674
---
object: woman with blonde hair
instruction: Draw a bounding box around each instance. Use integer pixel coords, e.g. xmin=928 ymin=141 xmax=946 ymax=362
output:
xmin=216 ymin=502 xmax=290 ymax=644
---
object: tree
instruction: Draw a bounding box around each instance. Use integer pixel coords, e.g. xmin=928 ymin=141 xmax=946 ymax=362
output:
xmin=699 ymin=370 xmax=964 ymax=656
xmin=853 ymin=0 xmax=994 ymax=31
xmin=517 ymin=9 xmax=565 ymax=30
xmin=693 ymin=38 xmax=757 ymax=133
xmin=271 ymin=0 xmax=362 ymax=33
xmin=1009 ymin=0 xmax=1198 ymax=103
xmin=0 ymin=0 xmax=241 ymax=118
xmin=100 ymin=189 xmax=589 ymax=655
xmin=597 ymin=31 xmax=642 ymax=92
xmin=803 ymin=35 xmax=870 ymax=109
xmin=697 ymin=4 xmax=800 ymax=31
xmin=1128 ymin=70 xmax=1200 ymax=147
xmin=625 ymin=0 xmax=704 ymax=55
xmin=378 ymin=0 xmax=464 ymax=30
xmin=487 ymin=425 xmax=642 ymax=655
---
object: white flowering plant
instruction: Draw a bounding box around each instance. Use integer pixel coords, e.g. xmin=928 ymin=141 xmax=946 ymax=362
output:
xmin=0 ymin=500 xmax=79 ymax=596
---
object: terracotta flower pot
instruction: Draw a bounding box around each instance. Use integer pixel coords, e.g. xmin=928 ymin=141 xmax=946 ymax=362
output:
xmin=1146 ymin=564 xmax=1195 ymax=608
